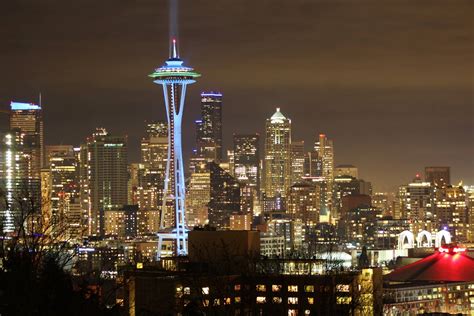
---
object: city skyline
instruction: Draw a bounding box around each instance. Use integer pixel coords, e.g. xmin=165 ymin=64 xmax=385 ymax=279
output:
xmin=0 ymin=0 xmax=472 ymax=192
xmin=1 ymin=1 xmax=474 ymax=315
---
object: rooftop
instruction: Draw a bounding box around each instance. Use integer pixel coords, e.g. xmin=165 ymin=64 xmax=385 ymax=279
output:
xmin=385 ymin=245 xmax=474 ymax=283
xmin=270 ymin=107 xmax=288 ymax=124
xmin=10 ymin=101 xmax=41 ymax=111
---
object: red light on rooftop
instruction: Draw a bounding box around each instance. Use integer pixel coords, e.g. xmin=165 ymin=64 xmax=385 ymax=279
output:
xmin=439 ymin=246 xmax=448 ymax=253
xmin=438 ymin=245 xmax=466 ymax=254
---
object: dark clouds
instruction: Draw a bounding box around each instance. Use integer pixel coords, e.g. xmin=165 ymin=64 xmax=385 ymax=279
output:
xmin=0 ymin=0 xmax=472 ymax=191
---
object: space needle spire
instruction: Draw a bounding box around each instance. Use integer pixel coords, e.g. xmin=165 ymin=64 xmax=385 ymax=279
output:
xmin=171 ymin=38 xmax=179 ymax=59
xmin=150 ymin=3 xmax=200 ymax=259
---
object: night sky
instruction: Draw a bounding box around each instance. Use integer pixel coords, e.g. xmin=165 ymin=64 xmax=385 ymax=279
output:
xmin=1 ymin=0 xmax=472 ymax=191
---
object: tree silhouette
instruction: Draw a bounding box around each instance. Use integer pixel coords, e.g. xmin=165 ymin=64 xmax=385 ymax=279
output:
xmin=0 ymin=187 xmax=119 ymax=316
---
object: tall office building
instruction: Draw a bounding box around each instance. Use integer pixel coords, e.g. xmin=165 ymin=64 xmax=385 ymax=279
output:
xmin=334 ymin=175 xmax=372 ymax=213
xmin=435 ymin=185 xmax=467 ymax=241
xmin=80 ymin=128 xmax=128 ymax=236
xmin=10 ymin=101 xmax=44 ymax=170
xmin=467 ymin=187 xmax=474 ymax=242
xmin=404 ymin=174 xmax=434 ymax=232
xmin=195 ymin=92 xmax=223 ymax=162
xmin=287 ymin=181 xmax=320 ymax=228
xmin=47 ymin=145 xmax=82 ymax=240
xmin=7 ymin=102 xmax=43 ymax=227
xmin=304 ymin=151 xmax=322 ymax=178
xmin=0 ymin=130 xmax=29 ymax=233
xmin=233 ymin=134 xmax=260 ymax=192
xmin=139 ymin=121 xmax=168 ymax=214
xmin=314 ymin=134 xmax=335 ymax=220
xmin=393 ymin=185 xmax=407 ymax=220
xmin=290 ymin=140 xmax=305 ymax=185
xmin=186 ymin=171 xmax=210 ymax=227
xmin=227 ymin=149 xmax=235 ymax=177
xmin=264 ymin=108 xmax=291 ymax=198
xmin=45 ymin=145 xmax=75 ymax=168
xmin=425 ymin=166 xmax=450 ymax=188
xmin=141 ymin=121 xmax=168 ymax=171
xmin=371 ymin=192 xmax=392 ymax=217
xmin=335 ymin=165 xmax=358 ymax=179
xmin=208 ymin=162 xmax=241 ymax=230
xmin=314 ymin=134 xmax=334 ymax=185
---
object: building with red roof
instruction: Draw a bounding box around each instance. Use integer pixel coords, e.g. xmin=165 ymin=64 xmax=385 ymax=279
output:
xmin=383 ymin=245 xmax=474 ymax=315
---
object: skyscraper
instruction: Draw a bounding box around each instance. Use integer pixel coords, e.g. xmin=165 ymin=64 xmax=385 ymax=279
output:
xmin=315 ymin=134 xmax=334 ymax=186
xmin=290 ymin=140 xmax=305 ymax=185
xmin=425 ymin=166 xmax=450 ymax=188
xmin=233 ymin=134 xmax=260 ymax=192
xmin=314 ymin=134 xmax=335 ymax=220
xmin=304 ymin=151 xmax=322 ymax=178
xmin=138 ymin=121 xmax=168 ymax=215
xmin=186 ymin=171 xmax=210 ymax=227
xmin=196 ymin=92 xmax=223 ymax=162
xmin=208 ymin=162 xmax=241 ymax=230
xmin=404 ymin=174 xmax=434 ymax=232
xmin=10 ymin=101 xmax=44 ymax=170
xmin=335 ymin=164 xmax=358 ymax=178
xmin=47 ymin=145 xmax=82 ymax=240
xmin=80 ymin=128 xmax=128 ymax=236
xmin=435 ymin=185 xmax=467 ymax=241
xmin=141 ymin=122 xmax=168 ymax=172
xmin=264 ymin=108 xmax=291 ymax=198
xmin=0 ymin=130 xmax=28 ymax=233
xmin=287 ymin=181 xmax=320 ymax=228
xmin=8 ymin=102 xmax=43 ymax=226
xmin=149 ymin=37 xmax=200 ymax=257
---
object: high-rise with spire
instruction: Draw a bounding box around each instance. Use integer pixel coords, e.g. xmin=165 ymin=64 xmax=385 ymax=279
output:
xmin=149 ymin=31 xmax=200 ymax=257
xmin=264 ymin=108 xmax=292 ymax=199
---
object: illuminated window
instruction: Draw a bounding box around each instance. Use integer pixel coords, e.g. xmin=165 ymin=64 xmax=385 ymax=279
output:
xmin=202 ymin=287 xmax=210 ymax=295
xmin=256 ymin=284 xmax=266 ymax=292
xmin=234 ymin=284 xmax=241 ymax=291
xmin=256 ymin=296 xmax=266 ymax=304
xmin=203 ymin=300 xmax=209 ymax=307
xmin=272 ymin=297 xmax=282 ymax=303
xmin=213 ymin=299 xmax=220 ymax=306
xmin=288 ymin=285 xmax=298 ymax=292
xmin=336 ymin=284 xmax=350 ymax=292
xmin=305 ymin=285 xmax=314 ymax=292
xmin=305 ymin=310 xmax=311 ymax=315
xmin=288 ymin=297 xmax=298 ymax=304
xmin=288 ymin=309 xmax=297 ymax=316
xmin=308 ymin=297 xmax=314 ymax=304
xmin=235 ymin=297 xmax=241 ymax=303
xmin=272 ymin=284 xmax=282 ymax=292
xmin=224 ymin=297 xmax=231 ymax=305
xmin=337 ymin=296 xmax=352 ymax=304
xmin=184 ymin=287 xmax=190 ymax=295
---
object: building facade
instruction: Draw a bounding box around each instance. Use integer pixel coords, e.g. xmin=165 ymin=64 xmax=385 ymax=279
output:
xmin=80 ymin=128 xmax=128 ymax=236
xmin=208 ymin=162 xmax=241 ymax=230
xmin=264 ymin=108 xmax=291 ymax=198
xmin=196 ymin=92 xmax=223 ymax=163
xmin=233 ymin=134 xmax=260 ymax=193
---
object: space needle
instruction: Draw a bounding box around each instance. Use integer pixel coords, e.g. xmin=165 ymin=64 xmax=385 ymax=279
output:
xmin=149 ymin=30 xmax=200 ymax=258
